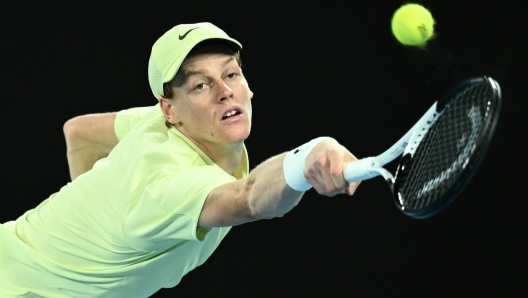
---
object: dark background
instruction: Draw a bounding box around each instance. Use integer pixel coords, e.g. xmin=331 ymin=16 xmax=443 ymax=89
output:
xmin=1 ymin=0 xmax=525 ymax=297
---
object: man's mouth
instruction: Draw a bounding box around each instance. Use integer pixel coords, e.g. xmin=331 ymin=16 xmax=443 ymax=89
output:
xmin=222 ymin=109 xmax=241 ymax=120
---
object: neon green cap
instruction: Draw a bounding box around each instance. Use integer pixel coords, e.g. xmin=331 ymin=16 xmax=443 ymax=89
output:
xmin=148 ymin=22 xmax=242 ymax=99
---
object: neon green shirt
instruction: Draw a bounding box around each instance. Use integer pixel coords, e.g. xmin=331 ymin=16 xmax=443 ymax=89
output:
xmin=0 ymin=105 xmax=249 ymax=297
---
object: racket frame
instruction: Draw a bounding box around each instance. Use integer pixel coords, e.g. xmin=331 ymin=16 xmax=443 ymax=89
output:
xmin=393 ymin=77 xmax=502 ymax=218
xmin=342 ymin=76 xmax=501 ymax=219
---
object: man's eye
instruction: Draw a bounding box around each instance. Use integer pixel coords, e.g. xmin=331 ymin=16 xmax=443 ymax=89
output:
xmin=194 ymin=83 xmax=204 ymax=90
xmin=227 ymin=73 xmax=237 ymax=79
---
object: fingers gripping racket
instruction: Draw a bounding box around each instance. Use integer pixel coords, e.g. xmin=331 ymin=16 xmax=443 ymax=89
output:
xmin=344 ymin=77 xmax=501 ymax=219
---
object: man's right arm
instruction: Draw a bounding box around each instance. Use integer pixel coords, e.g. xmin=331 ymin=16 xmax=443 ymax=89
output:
xmin=198 ymin=140 xmax=361 ymax=227
xmin=63 ymin=113 xmax=119 ymax=181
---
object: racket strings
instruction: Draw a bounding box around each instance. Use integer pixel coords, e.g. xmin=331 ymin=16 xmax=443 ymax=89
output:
xmin=396 ymin=81 xmax=500 ymax=212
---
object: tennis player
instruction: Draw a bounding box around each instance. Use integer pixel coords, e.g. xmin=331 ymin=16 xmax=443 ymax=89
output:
xmin=0 ymin=22 xmax=360 ymax=297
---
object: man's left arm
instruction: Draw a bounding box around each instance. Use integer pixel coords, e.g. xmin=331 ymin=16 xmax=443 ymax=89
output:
xmin=63 ymin=113 xmax=119 ymax=181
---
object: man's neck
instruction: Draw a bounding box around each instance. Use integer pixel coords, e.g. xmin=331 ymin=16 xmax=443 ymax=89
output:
xmin=198 ymin=141 xmax=243 ymax=175
xmin=178 ymin=128 xmax=243 ymax=174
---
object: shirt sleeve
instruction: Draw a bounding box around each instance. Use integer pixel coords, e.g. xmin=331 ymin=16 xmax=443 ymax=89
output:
xmin=114 ymin=105 xmax=158 ymax=141
xmin=123 ymin=165 xmax=236 ymax=252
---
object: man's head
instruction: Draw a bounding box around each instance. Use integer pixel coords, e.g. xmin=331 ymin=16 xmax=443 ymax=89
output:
xmin=149 ymin=23 xmax=253 ymax=149
xmin=148 ymin=23 xmax=242 ymax=100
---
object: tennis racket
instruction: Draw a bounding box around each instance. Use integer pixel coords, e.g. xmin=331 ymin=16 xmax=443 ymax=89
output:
xmin=344 ymin=76 xmax=501 ymax=219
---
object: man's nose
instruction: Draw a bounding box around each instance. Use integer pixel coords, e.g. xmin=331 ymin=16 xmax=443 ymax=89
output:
xmin=217 ymin=81 xmax=234 ymax=102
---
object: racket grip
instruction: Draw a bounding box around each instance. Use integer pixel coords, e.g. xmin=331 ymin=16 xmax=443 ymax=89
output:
xmin=343 ymin=157 xmax=382 ymax=183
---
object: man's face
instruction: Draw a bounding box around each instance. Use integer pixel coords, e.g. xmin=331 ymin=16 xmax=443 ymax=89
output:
xmin=163 ymin=53 xmax=253 ymax=147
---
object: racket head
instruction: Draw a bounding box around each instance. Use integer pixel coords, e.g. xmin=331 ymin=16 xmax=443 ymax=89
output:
xmin=391 ymin=77 xmax=501 ymax=219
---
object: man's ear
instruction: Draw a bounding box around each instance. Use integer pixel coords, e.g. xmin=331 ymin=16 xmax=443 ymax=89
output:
xmin=159 ymin=97 xmax=181 ymax=125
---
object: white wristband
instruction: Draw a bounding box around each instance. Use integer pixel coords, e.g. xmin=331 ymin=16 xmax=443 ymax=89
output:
xmin=283 ymin=137 xmax=337 ymax=191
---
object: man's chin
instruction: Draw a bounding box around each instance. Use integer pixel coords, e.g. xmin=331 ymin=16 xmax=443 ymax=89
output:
xmin=224 ymin=125 xmax=250 ymax=140
xmin=223 ymin=131 xmax=250 ymax=145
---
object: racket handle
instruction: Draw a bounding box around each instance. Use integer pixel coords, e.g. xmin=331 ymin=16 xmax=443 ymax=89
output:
xmin=343 ymin=157 xmax=383 ymax=183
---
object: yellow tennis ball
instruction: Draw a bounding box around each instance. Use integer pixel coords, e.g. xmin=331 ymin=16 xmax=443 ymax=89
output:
xmin=391 ymin=4 xmax=435 ymax=46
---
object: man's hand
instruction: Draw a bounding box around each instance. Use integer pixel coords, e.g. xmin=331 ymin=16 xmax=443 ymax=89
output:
xmin=304 ymin=140 xmax=361 ymax=196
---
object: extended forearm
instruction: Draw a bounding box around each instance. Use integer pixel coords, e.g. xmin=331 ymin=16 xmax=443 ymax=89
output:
xmin=246 ymin=153 xmax=304 ymax=219
xmin=200 ymin=138 xmax=359 ymax=228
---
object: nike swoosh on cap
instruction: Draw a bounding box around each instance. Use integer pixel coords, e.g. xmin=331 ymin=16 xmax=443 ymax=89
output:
xmin=179 ymin=27 xmax=199 ymax=40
